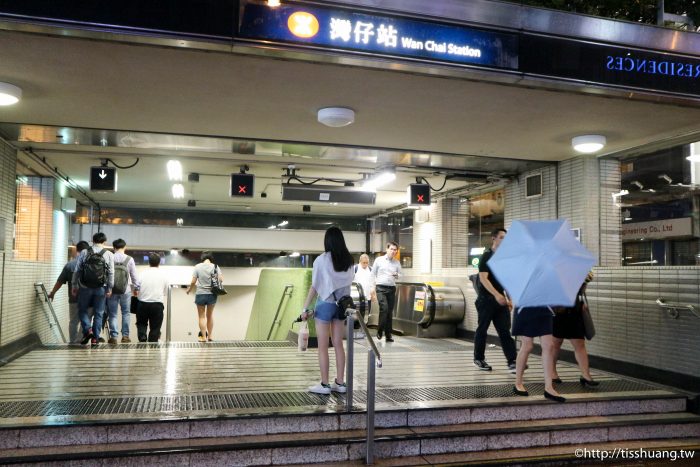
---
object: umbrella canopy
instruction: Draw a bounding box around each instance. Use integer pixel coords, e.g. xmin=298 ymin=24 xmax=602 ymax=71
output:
xmin=487 ymin=219 xmax=596 ymax=308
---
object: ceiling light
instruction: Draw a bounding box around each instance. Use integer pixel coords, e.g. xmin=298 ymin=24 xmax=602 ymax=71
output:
xmin=267 ymin=0 xmax=281 ymax=6
xmin=318 ymin=107 xmax=355 ymax=127
xmin=0 ymin=82 xmax=22 ymax=106
xmin=171 ymin=183 xmax=184 ymax=199
xmin=268 ymin=225 xmax=276 ymax=229
xmin=362 ymin=167 xmax=396 ymax=190
xmin=289 ymin=252 xmax=300 ymax=258
xmin=658 ymin=174 xmax=673 ymax=183
xmin=630 ymin=180 xmax=644 ymax=190
xmin=167 ymin=160 xmax=182 ymax=181
xmin=611 ymin=189 xmax=629 ymax=199
xmin=278 ymin=220 xmax=288 ymax=227
xmin=572 ymin=135 xmax=606 ymax=153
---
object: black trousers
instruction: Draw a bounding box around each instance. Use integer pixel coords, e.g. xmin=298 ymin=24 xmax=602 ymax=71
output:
xmin=136 ymin=301 xmax=164 ymax=342
xmin=473 ymin=294 xmax=517 ymax=362
xmin=376 ymin=285 xmax=396 ymax=338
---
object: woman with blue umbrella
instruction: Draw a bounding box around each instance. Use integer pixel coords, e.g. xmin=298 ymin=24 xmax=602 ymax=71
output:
xmin=488 ymin=220 xmax=596 ymax=403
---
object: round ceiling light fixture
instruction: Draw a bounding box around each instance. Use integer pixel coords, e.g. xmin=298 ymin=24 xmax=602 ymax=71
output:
xmin=318 ymin=107 xmax=355 ymax=127
xmin=572 ymin=134 xmax=606 ymax=153
xmin=0 ymin=82 xmax=22 ymax=106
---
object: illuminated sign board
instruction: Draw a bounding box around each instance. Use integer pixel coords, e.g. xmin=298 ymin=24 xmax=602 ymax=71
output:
xmin=230 ymin=173 xmax=255 ymax=198
xmin=89 ymin=166 xmax=117 ymax=192
xmin=239 ymin=3 xmax=518 ymax=70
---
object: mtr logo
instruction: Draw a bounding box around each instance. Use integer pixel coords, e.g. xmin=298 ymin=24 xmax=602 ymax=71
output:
xmin=230 ymin=173 xmax=254 ymax=198
xmin=288 ymin=11 xmax=319 ymax=38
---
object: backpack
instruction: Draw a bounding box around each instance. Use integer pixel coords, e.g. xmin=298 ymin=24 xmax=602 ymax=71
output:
xmin=112 ymin=256 xmax=132 ymax=295
xmin=468 ymin=273 xmax=482 ymax=295
xmin=81 ymin=247 xmax=108 ymax=288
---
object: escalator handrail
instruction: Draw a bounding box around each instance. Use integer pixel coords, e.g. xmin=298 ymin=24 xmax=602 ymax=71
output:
xmin=395 ymin=281 xmax=436 ymax=329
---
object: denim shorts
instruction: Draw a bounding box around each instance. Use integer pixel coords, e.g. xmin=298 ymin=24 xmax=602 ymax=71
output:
xmin=314 ymin=300 xmax=345 ymax=323
xmin=194 ymin=293 xmax=217 ymax=306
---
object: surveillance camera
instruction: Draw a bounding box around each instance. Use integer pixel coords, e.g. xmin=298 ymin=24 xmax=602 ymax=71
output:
xmin=303 ymin=205 xmax=311 ymax=212
xmin=187 ymin=200 xmax=196 ymax=207
xmin=261 ymin=192 xmax=267 ymax=198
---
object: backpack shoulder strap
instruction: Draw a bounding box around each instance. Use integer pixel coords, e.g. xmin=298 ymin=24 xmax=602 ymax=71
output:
xmin=354 ymin=265 xmax=358 ymax=273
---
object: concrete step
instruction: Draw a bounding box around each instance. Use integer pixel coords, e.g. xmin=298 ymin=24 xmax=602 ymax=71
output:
xmin=1 ymin=411 xmax=699 ymax=465
xmin=0 ymin=394 xmax=688 ymax=450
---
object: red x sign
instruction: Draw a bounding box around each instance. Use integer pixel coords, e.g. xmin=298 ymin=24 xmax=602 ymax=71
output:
xmin=417 ymin=194 xmax=424 ymax=202
xmin=238 ymin=185 xmax=247 ymax=194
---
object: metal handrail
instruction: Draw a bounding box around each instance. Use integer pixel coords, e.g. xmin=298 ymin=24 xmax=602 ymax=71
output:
xmin=343 ymin=292 xmax=382 ymax=466
xmin=33 ymin=282 xmax=67 ymax=343
xmin=165 ymin=284 xmax=176 ymax=343
xmin=656 ymin=298 xmax=700 ymax=319
xmin=267 ymin=284 xmax=294 ymax=340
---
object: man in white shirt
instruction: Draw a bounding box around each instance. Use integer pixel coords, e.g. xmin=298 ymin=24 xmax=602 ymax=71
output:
xmin=354 ymin=253 xmax=375 ymax=317
xmin=136 ymin=252 xmax=169 ymax=342
xmin=372 ymin=242 xmax=401 ymax=342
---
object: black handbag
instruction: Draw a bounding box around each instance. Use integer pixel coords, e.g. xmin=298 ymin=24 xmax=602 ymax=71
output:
xmin=210 ymin=265 xmax=227 ymax=296
xmin=579 ymin=291 xmax=595 ymax=340
xmin=130 ymin=296 xmax=139 ymax=314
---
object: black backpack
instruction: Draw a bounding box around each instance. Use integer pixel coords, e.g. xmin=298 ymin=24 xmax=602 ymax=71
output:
xmin=112 ymin=256 xmax=132 ymax=295
xmin=81 ymin=247 xmax=108 ymax=288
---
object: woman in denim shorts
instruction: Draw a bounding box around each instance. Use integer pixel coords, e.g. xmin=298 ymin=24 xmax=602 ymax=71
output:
xmin=186 ymin=252 xmax=223 ymax=342
xmin=301 ymin=227 xmax=355 ymax=395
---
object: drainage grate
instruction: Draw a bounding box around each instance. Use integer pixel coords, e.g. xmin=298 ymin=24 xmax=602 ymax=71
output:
xmin=0 ymin=379 xmax=661 ymax=419
xmin=37 ymin=341 xmax=296 ymax=350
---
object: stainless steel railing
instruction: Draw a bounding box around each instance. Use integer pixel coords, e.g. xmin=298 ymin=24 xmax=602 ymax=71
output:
xmin=33 ymin=282 xmax=67 ymax=343
xmin=656 ymin=298 xmax=700 ymax=319
xmin=267 ymin=284 xmax=294 ymax=340
xmin=344 ymin=283 xmax=382 ymax=465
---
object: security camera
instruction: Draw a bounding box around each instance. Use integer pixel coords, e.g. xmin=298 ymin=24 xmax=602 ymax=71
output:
xmin=261 ymin=192 xmax=267 ymax=198
xmin=303 ymin=205 xmax=311 ymax=212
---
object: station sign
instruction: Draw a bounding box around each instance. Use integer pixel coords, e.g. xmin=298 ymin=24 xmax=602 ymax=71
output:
xmin=89 ymin=166 xmax=117 ymax=192
xmin=238 ymin=2 xmax=518 ymax=70
xmin=230 ymin=173 xmax=254 ymax=197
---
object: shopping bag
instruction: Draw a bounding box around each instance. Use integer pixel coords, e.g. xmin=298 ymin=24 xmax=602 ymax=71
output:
xmin=298 ymin=321 xmax=309 ymax=351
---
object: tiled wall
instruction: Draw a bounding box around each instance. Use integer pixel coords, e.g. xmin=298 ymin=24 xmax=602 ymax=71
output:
xmin=409 ymin=156 xmax=700 ymax=378
xmin=586 ymin=267 xmax=700 ymax=377
xmin=0 ymin=140 xmax=69 ymax=347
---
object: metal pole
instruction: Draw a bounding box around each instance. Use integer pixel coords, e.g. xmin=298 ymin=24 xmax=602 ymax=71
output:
xmin=366 ymin=349 xmax=376 ymax=465
xmin=166 ymin=285 xmax=172 ymax=343
xmin=346 ymin=310 xmax=354 ymax=412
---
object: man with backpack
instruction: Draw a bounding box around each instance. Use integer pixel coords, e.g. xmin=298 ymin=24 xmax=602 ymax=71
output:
xmin=106 ymin=238 xmax=140 ymax=344
xmin=71 ymin=232 xmax=115 ymax=348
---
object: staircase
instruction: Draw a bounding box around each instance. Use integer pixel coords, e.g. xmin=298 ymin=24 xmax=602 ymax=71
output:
xmin=1 ymin=392 xmax=698 ymax=465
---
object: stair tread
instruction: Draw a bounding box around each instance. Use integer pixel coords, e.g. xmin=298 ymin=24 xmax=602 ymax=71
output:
xmin=2 ymin=412 xmax=699 ymax=462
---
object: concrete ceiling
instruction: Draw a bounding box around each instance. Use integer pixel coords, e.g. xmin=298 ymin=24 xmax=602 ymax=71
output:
xmin=2 ymin=28 xmax=700 ymax=215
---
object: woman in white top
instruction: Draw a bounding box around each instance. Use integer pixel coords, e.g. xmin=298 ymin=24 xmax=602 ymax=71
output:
xmin=186 ymin=252 xmax=223 ymax=342
xmin=301 ymin=227 xmax=355 ymax=395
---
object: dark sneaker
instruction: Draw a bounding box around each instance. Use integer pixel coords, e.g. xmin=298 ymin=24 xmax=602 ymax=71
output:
xmin=385 ymin=337 xmax=394 ymax=342
xmin=98 ymin=337 xmax=106 ymax=343
xmin=377 ymin=330 xmax=383 ymax=339
xmin=107 ymin=337 xmax=118 ymax=345
xmin=80 ymin=331 xmax=93 ymax=346
xmin=90 ymin=338 xmax=99 ymax=348
xmin=508 ymin=362 xmax=529 ymax=374
xmin=474 ymin=359 xmax=492 ymax=371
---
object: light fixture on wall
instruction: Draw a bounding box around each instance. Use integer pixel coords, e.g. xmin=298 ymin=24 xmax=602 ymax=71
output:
xmin=60 ymin=197 xmax=77 ymax=213
xmin=167 ymin=160 xmax=183 ymax=181
xmin=317 ymin=107 xmax=355 ymax=127
xmin=0 ymin=82 xmax=22 ymax=106
xmin=572 ymin=134 xmax=606 ymax=153
xmin=362 ymin=167 xmax=396 ymax=190
xmin=658 ymin=174 xmax=673 ymax=184
xmin=171 ymin=183 xmax=184 ymax=199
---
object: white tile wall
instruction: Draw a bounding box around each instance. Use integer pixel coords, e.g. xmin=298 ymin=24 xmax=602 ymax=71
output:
xmin=0 ymin=141 xmax=69 ymax=346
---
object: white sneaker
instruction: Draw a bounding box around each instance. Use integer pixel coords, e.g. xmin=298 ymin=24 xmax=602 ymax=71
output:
xmin=353 ymin=331 xmax=365 ymax=339
xmin=331 ymin=379 xmax=347 ymax=393
xmin=308 ymin=382 xmax=331 ymax=395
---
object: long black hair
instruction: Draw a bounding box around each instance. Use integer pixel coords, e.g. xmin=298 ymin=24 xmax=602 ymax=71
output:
xmin=324 ymin=226 xmax=354 ymax=272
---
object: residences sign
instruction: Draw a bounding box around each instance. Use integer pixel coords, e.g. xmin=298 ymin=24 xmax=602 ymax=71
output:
xmin=238 ymin=2 xmax=518 ymax=70
xmin=621 ymin=217 xmax=693 ymax=241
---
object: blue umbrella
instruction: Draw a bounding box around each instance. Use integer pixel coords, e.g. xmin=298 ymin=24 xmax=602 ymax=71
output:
xmin=487 ymin=220 xmax=596 ymax=308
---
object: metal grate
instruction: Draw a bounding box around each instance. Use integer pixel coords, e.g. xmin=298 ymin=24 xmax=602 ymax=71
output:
xmin=36 ymin=341 xmax=296 ymax=350
xmin=0 ymin=380 xmax=660 ymax=419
